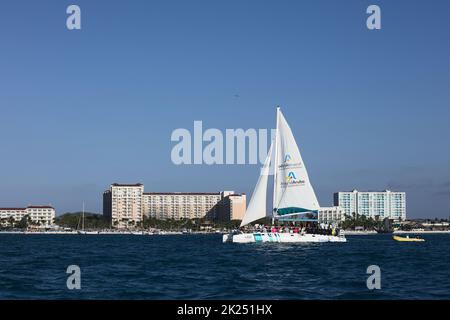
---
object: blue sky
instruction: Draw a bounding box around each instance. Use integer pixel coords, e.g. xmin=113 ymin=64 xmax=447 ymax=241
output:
xmin=0 ymin=0 xmax=449 ymax=218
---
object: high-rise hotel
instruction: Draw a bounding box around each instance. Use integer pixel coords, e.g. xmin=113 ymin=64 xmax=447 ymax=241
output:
xmin=103 ymin=183 xmax=246 ymax=228
xmin=334 ymin=189 xmax=406 ymax=221
xmin=103 ymin=183 xmax=145 ymax=229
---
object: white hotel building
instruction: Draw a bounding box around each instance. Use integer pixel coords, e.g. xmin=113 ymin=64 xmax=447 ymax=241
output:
xmin=334 ymin=190 xmax=406 ymax=221
xmin=318 ymin=207 xmax=346 ymax=225
xmin=0 ymin=206 xmax=56 ymax=227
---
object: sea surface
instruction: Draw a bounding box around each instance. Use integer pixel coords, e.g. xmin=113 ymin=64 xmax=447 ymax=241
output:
xmin=0 ymin=233 xmax=449 ymax=300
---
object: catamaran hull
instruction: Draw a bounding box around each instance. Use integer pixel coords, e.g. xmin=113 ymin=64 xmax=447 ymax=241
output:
xmin=223 ymin=232 xmax=347 ymax=244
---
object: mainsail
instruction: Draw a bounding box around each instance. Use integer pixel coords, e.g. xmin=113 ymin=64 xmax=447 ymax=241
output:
xmin=240 ymin=143 xmax=273 ymax=227
xmin=273 ymin=108 xmax=320 ymax=217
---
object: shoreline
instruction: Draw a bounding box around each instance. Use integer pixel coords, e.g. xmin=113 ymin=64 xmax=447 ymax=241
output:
xmin=343 ymin=230 xmax=450 ymax=235
xmin=2 ymin=230 xmax=450 ymax=236
xmin=0 ymin=230 xmax=222 ymax=235
xmin=341 ymin=231 xmax=378 ymax=236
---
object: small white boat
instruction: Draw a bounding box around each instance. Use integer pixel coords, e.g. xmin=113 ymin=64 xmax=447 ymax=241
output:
xmin=225 ymin=107 xmax=346 ymax=244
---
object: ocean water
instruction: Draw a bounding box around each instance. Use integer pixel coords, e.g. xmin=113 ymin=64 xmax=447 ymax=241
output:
xmin=0 ymin=234 xmax=449 ymax=300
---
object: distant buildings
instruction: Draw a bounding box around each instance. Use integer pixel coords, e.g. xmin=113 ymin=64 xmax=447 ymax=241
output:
xmin=318 ymin=206 xmax=346 ymax=225
xmin=103 ymin=183 xmax=246 ymax=229
xmin=0 ymin=205 xmax=55 ymax=227
xmin=334 ymin=190 xmax=406 ymax=221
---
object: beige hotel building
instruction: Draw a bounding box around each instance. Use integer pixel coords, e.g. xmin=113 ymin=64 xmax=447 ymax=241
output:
xmin=103 ymin=183 xmax=145 ymax=229
xmin=103 ymin=183 xmax=246 ymax=229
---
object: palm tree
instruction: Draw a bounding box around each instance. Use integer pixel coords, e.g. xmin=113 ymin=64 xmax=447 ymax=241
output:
xmin=0 ymin=217 xmax=7 ymax=229
xmin=8 ymin=216 xmax=15 ymax=228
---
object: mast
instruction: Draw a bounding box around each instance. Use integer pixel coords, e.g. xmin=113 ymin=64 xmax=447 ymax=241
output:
xmin=272 ymin=106 xmax=280 ymax=225
xmin=82 ymin=201 xmax=85 ymax=231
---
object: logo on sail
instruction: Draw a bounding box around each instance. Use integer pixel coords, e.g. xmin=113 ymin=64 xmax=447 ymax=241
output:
xmin=286 ymin=171 xmax=298 ymax=183
xmin=284 ymin=155 xmax=292 ymax=163
xmin=279 ymin=154 xmax=303 ymax=170
xmin=284 ymin=171 xmax=305 ymax=186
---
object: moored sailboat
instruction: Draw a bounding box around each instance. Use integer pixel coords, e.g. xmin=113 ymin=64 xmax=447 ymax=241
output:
xmin=223 ymin=107 xmax=346 ymax=243
xmin=77 ymin=202 xmax=88 ymax=235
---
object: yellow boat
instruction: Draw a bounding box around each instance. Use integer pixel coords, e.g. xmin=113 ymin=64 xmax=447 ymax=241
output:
xmin=393 ymin=235 xmax=425 ymax=242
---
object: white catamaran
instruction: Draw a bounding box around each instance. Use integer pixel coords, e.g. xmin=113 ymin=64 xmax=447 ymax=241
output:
xmin=223 ymin=107 xmax=347 ymax=244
